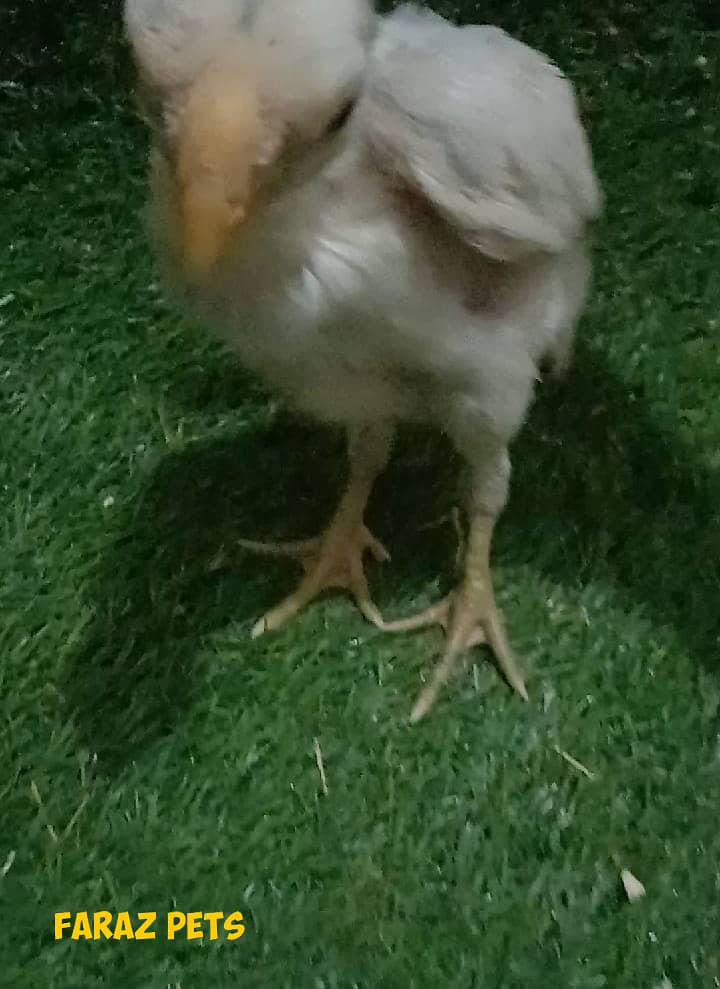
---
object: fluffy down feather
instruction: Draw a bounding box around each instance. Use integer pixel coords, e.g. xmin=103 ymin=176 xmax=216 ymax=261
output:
xmin=361 ymin=5 xmax=601 ymax=262
xmin=124 ymin=0 xmax=251 ymax=89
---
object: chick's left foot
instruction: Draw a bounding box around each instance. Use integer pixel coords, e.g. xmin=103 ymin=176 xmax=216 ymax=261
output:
xmin=380 ymin=513 xmax=528 ymax=721
xmin=239 ymin=522 xmax=389 ymax=637
xmin=383 ymin=582 xmax=528 ymax=722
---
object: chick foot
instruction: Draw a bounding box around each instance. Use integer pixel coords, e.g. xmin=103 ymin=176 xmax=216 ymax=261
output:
xmin=240 ymin=522 xmax=389 ymax=636
xmin=381 ymin=513 xmax=528 ymax=721
xmin=240 ymin=422 xmax=394 ymax=639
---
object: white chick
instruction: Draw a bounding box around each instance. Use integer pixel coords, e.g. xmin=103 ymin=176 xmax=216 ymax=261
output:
xmin=125 ymin=0 xmax=601 ymax=720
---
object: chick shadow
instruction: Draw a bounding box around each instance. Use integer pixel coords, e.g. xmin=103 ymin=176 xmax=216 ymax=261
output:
xmin=66 ymin=338 xmax=719 ymax=766
xmin=65 ymin=411 xmax=348 ymax=766
xmin=507 ymin=341 xmax=720 ymax=678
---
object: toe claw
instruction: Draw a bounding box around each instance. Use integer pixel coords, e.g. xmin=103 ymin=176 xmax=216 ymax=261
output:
xmin=251 ymin=616 xmax=268 ymax=639
xmin=367 ymin=533 xmax=391 ymax=564
xmin=508 ymin=671 xmax=529 ymax=702
xmin=410 ymin=693 xmax=432 ymax=724
xmin=356 ymin=597 xmax=385 ymax=628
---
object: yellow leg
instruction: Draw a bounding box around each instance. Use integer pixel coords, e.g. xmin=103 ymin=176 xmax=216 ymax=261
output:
xmin=382 ymin=513 xmax=527 ymax=721
xmin=240 ymin=423 xmax=393 ymax=636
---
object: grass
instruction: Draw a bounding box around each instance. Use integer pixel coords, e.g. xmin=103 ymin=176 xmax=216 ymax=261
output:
xmin=1 ymin=0 xmax=719 ymax=985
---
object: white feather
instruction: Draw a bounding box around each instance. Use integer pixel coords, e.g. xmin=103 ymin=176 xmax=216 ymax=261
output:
xmin=360 ymin=5 xmax=602 ymax=261
xmin=124 ymin=0 xmax=251 ymax=88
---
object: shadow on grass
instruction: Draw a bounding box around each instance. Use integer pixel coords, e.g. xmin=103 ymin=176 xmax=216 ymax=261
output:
xmin=509 ymin=342 xmax=720 ymax=674
xmin=66 ymin=338 xmax=719 ymax=766
xmin=65 ymin=416 xmax=341 ymax=765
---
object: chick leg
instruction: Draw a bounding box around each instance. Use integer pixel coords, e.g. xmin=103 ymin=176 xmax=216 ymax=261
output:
xmin=383 ymin=512 xmax=527 ymax=720
xmin=241 ymin=422 xmax=393 ymax=636
xmin=382 ymin=431 xmax=528 ymax=720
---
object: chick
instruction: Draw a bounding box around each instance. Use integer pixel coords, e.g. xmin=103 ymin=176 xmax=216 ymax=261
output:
xmin=125 ymin=0 xmax=601 ymax=719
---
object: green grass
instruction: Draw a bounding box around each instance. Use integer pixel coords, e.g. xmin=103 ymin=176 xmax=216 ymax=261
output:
xmin=1 ymin=1 xmax=719 ymax=985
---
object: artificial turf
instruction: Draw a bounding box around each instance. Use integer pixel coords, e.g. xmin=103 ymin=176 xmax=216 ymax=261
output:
xmin=1 ymin=0 xmax=719 ymax=985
